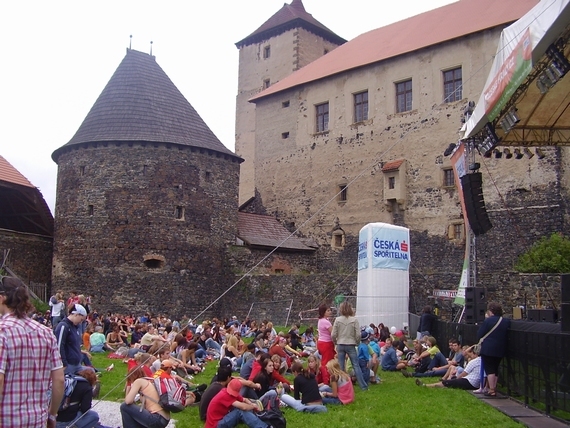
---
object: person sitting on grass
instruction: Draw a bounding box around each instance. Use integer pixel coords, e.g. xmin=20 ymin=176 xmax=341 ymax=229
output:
xmin=89 ymin=325 xmax=113 ymax=353
xmin=441 ymin=345 xmax=470 ymax=381
xmin=307 ymin=354 xmax=330 ymax=391
xmin=269 ymin=336 xmax=292 ymax=369
xmin=55 ymin=369 xmax=108 ymax=428
xmin=121 ymin=365 xmax=171 ymax=428
xmin=205 ymin=378 xmax=269 ymax=428
xmin=409 ymin=338 xmax=465 ymax=378
xmin=381 ymin=337 xmax=400 ymax=371
xmin=406 ymin=336 xmax=447 ymax=377
xmin=402 ymin=340 xmax=431 ymax=377
xmin=321 ymin=359 xmax=355 ymax=405
xmin=106 ymin=322 xmax=126 ymax=351
xmin=280 ymin=361 xmax=328 ymax=413
xmin=416 ymin=345 xmax=481 ymax=390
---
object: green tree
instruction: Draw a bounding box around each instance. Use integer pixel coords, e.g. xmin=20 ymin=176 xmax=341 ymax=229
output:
xmin=515 ymin=232 xmax=570 ymax=273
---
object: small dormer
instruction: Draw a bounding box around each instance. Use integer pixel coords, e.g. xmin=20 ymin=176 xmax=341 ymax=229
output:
xmin=382 ymin=159 xmax=407 ymax=211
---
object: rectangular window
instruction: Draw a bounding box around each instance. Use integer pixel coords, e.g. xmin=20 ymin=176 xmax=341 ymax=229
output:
xmin=388 ymin=177 xmax=395 ymax=189
xmin=282 ymin=100 xmax=290 ymax=108
xmin=80 ymin=166 xmax=86 ymax=176
xmin=263 ymin=45 xmax=271 ymax=59
xmin=175 ymin=206 xmax=184 ymax=220
xmin=443 ymin=67 xmax=462 ymax=103
xmin=443 ymin=168 xmax=455 ymax=187
xmin=396 ymin=79 xmax=412 ymax=113
xmin=263 ymin=79 xmax=270 ymax=89
xmin=88 ymin=205 xmax=94 ymax=216
xmin=316 ymin=102 xmax=329 ymax=133
xmin=354 ymin=91 xmax=369 ymax=122
xmin=281 ymin=132 xmax=289 ymax=139
xmin=338 ymin=185 xmax=347 ymax=202
xmin=454 ymin=223 xmax=463 ymax=241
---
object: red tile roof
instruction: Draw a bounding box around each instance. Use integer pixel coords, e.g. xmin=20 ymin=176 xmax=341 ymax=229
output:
xmin=382 ymin=159 xmax=405 ymax=172
xmin=237 ymin=212 xmax=315 ymax=251
xmin=236 ymin=0 xmax=345 ymax=48
xmin=0 ymin=155 xmax=35 ymax=188
xmin=250 ymin=0 xmax=539 ymax=101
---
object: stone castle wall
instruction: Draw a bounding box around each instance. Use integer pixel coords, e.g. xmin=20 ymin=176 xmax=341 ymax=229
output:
xmin=52 ymin=142 xmax=240 ymax=317
xmin=0 ymin=229 xmax=52 ymax=285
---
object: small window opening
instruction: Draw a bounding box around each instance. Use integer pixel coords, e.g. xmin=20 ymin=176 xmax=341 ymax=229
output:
xmin=274 ymin=269 xmax=285 ymax=274
xmin=388 ymin=177 xmax=395 ymax=189
xmin=88 ymin=205 xmax=94 ymax=216
xmin=282 ymin=132 xmax=289 ymax=139
xmin=175 ymin=206 xmax=185 ymax=220
xmin=263 ymin=45 xmax=271 ymax=59
xmin=205 ymin=171 xmax=211 ymax=181
xmin=144 ymin=259 xmax=163 ymax=269
xmin=334 ymin=234 xmax=342 ymax=247
xmin=143 ymin=165 xmax=148 ymax=176
xmin=80 ymin=166 xmax=85 ymax=176
xmin=263 ymin=79 xmax=270 ymax=89
xmin=282 ymin=100 xmax=290 ymax=108
xmin=338 ymin=185 xmax=347 ymax=202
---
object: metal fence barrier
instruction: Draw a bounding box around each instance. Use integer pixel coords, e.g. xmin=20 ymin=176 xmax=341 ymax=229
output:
xmin=432 ymin=319 xmax=570 ymax=422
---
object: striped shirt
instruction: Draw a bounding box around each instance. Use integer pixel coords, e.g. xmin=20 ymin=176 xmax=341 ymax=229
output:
xmin=0 ymin=313 xmax=63 ymax=428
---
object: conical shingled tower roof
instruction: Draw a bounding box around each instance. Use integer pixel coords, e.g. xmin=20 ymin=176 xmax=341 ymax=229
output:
xmin=235 ymin=0 xmax=345 ymax=48
xmin=52 ymin=49 xmax=240 ymax=163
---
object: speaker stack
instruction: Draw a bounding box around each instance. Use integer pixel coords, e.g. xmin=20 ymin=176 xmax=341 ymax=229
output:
xmin=460 ymin=173 xmax=493 ymax=236
xmin=562 ymin=274 xmax=570 ymax=332
xmin=464 ymin=287 xmax=486 ymax=324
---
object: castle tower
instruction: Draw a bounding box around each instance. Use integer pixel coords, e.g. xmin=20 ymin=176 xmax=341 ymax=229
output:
xmin=51 ymin=49 xmax=242 ymax=316
xmin=235 ymin=0 xmax=345 ymax=205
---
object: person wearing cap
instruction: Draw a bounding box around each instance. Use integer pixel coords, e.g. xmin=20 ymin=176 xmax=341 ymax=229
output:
xmin=205 ymin=378 xmax=269 ymax=428
xmin=357 ymin=331 xmax=373 ymax=385
xmin=0 ymin=276 xmax=65 ymax=428
xmin=54 ymin=303 xmax=94 ymax=375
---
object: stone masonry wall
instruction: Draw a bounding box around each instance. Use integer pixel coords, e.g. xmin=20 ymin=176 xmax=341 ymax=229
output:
xmin=52 ymin=142 xmax=240 ymax=317
xmin=0 ymin=230 xmax=53 ymax=284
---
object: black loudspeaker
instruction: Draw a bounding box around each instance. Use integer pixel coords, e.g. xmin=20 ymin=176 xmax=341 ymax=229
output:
xmin=464 ymin=287 xmax=486 ymax=323
xmin=562 ymin=274 xmax=570 ymax=304
xmin=461 ymin=173 xmax=493 ymax=236
xmin=528 ymin=309 xmax=556 ymax=322
xmin=561 ymin=303 xmax=570 ymax=332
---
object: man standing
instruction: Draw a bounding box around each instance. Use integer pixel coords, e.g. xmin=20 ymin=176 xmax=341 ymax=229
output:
xmin=0 ymin=276 xmax=65 ymax=428
xmin=55 ymin=303 xmax=92 ymax=375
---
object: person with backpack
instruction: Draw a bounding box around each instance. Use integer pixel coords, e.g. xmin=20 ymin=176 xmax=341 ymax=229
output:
xmin=121 ymin=366 xmax=171 ymax=428
xmin=55 ymin=369 xmax=109 ymax=428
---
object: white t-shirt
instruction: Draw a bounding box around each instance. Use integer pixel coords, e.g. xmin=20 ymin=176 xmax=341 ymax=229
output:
xmin=49 ymin=299 xmax=65 ymax=317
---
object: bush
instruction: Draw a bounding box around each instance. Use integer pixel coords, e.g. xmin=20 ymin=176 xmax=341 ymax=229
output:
xmin=515 ymin=232 xmax=570 ymax=273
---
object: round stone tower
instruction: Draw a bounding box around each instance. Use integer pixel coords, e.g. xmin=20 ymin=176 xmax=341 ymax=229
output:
xmin=51 ymin=49 xmax=242 ymax=317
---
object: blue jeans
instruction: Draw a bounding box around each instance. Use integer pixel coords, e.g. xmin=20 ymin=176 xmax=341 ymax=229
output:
xmin=428 ymin=352 xmax=447 ymax=370
xmin=217 ymin=408 xmax=268 ymax=428
xmin=56 ymin=410 xmax=103 ymax=428
xmin=322 ymin=396 xmax=342 ymax=405
xmin=205 ymin=338 xmax=222 ymax=352
xmin=280 ymin=394 xmax=327 ymax=413
xmin=120 ymin=402 xmax=169 ymax=428
xmin=336 ymin=344 xmax=368 ymax=390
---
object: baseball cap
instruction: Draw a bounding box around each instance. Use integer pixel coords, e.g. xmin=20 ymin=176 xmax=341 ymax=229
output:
xmin=71 ymin=304 xmax=87 ymax=317
xmin=227 ymin=378 xmax=242 ymax=397
xmin=219 ymin=357 xmax=232 ymax=369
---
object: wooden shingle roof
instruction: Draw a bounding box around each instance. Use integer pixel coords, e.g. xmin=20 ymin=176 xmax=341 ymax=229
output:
xmin=235 ymin=0 xmax=345 ymax=48
xmin=237 ymin=212 xmax=315 ymax=251
xmin=52 ymin=49 xmax=240 ymax=163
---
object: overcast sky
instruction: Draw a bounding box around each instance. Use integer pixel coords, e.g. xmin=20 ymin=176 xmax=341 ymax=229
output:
xmin=1 ymin=0 xmax=456 ymax=214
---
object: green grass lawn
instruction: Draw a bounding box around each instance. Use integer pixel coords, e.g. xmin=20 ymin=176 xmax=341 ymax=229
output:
xmin=90 ymin=353 xmax=522 ymax=428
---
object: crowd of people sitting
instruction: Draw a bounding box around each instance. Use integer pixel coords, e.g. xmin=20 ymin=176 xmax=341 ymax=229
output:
xmin=40 ymin=290 xmax=503 ymax=428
